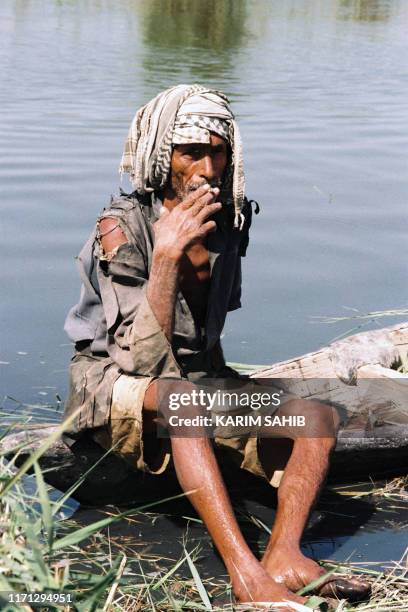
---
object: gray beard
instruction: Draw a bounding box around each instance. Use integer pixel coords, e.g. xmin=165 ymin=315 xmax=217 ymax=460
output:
xmin=174 ymin=178 xmax=222 ymax=203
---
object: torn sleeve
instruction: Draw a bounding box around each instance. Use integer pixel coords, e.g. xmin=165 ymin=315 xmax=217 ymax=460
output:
xmin=95 ymin=216 xmax=182 ymax=378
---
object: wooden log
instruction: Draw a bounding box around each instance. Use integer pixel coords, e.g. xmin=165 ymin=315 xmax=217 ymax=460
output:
xmin=2 ymin=421 xmax=408 ymax=505
xmin=251 ymin=321 xmax=408 ymax=428
xmin=252 ymin=321 xmax=408 ymax=381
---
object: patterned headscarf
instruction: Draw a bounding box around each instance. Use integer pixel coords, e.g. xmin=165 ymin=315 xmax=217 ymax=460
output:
xmin=119 ymin=84 xmax=245 ymax=229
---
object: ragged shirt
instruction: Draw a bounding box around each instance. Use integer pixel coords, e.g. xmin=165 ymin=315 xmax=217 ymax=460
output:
xmin=62 ymin=190 xmax=252 ymax=442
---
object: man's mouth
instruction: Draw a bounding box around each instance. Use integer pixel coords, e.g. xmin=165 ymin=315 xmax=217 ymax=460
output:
xmin=186 ymin=180 xmax=222 ymax=194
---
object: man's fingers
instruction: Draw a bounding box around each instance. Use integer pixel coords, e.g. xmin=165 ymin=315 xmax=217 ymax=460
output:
xmin=189 ymin=190 xmax=217 ymax=215
xmin=180 ymin=184 xmax=212 ymax=209
xmin=199 ymin=219 xmax=217 ymax=235
xmin=196 ymin=201 xmax=222 ymax=222
xmin=188 ymin=186 xmax=220 ymax=216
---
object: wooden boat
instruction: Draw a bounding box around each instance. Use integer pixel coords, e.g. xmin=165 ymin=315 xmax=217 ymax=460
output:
xmin=2 ymin=321 xmax=408 ymax=505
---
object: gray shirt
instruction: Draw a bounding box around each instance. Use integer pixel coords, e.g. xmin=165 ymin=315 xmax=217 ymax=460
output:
xmin=65 ymin=191 xmax=250 ymax=376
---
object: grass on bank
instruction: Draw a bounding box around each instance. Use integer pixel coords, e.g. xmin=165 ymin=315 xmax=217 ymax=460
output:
xmin=1 ymin=416 xmax=408 ymax=611
xmin=312 ymin=308 xmax=408 ymax=325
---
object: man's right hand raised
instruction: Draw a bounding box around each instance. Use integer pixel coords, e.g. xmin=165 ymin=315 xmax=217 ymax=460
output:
xmin=153 ymin=184 xmax=222 ymax=261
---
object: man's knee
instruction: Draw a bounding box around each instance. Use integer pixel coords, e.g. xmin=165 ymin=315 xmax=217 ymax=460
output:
xmin=280 ymin=398 xmax=340 ymax=441
xmin=146 ymin=378 xmax=204 ymax=419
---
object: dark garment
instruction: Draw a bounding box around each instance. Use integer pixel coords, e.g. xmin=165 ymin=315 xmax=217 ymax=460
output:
xmin=63 ymin=191 xmax=252 ymax=444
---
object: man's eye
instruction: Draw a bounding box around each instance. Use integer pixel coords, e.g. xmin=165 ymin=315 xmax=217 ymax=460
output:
xmin=184 ymin=148 xmax=201 ymax=156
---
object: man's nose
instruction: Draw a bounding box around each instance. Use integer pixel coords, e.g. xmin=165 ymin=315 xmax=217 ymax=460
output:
xmin=198 ymin=154 xmax=216 ymax=182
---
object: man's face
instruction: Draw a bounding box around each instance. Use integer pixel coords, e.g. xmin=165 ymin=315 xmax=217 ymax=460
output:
xmin=169 ymin=133 xmax=228 ymax=202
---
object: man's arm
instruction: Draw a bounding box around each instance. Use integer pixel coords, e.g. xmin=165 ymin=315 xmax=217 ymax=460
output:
xmin=99 ymin=184 xmax=221 ymax=344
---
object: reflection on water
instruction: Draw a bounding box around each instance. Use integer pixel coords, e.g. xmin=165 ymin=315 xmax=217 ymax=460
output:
xmin=138 ymin=0 xmax=403 ymax=85
xmin=140 ymin=0 xmax=249 ymax=51
xmin=337 ymin=0 xmax=396 ymax=21
xmin=140 ymin=0 xmax=400 ymax=32
xmin=139 ymin=0 xmax=249 ymax=86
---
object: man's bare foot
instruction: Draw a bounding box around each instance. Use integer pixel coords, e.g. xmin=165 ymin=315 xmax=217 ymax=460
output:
xmin=262 ymin=547 xmax=371 ymax=602
xmin=261 ymin=547 xmax=327 ymax=592
xmin=232 ymin=563 xmax=307 ymax=609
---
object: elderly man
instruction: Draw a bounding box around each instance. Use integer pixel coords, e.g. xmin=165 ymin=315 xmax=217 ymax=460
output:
xmin=63 ymin=85 xmax=370 ymax=609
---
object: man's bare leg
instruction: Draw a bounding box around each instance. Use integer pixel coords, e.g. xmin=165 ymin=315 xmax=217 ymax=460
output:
xmin=261 ymin=437 xmax=334 ymax=590
xmin=144 ymin=380 xmax=307 ymax=607
xmin=260 ymin=400 xmax=337 ymax=590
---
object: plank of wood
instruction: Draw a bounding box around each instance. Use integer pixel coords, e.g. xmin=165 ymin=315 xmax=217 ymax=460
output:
xmin=2 ymin=423 xmax=408 ymax=504
xmin=357 ymin=364 xmax=408 ymax=379
xmin=251 ymin=321 xmax=408 ymax=380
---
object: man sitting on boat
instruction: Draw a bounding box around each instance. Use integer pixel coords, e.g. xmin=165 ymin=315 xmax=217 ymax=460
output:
xmin=63 ymin=84 xmax=370 ymax=608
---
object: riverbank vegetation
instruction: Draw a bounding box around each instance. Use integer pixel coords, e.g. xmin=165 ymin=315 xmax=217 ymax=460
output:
xmin=1 ymin=415 xmax=407 ymax=611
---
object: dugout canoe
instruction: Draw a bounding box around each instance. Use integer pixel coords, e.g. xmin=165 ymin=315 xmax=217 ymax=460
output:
xmin=2 ymin=321 xmax=408 ymax=505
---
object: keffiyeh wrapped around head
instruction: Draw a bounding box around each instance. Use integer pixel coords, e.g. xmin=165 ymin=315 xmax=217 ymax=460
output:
xmin=119 ymin=84 xmax=246 ymax=229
